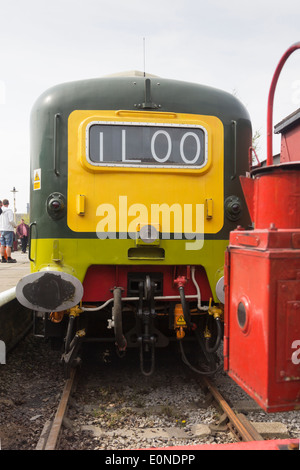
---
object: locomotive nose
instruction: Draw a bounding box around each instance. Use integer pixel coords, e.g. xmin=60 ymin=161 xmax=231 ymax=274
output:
xmin=16 ymin=271 xmax=83 ymax=312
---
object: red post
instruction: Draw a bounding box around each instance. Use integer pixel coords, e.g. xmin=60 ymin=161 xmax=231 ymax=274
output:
xmin=267 ymin=42 xmax=300 ymax=166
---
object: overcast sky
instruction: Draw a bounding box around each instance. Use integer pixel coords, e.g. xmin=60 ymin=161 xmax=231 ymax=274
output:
xmin=0 ymin=0 xmax=300 ymax=213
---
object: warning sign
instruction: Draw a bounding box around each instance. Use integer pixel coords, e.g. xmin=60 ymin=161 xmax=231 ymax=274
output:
xmin=176 ymin=315 xmax=186 ymax=326
xmin=33 ymin=169 xmax=41 ymax=191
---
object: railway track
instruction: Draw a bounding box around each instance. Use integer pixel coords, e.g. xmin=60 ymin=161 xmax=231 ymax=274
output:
xmin=1 ymin=333 xmax=298 ymax=450
xmin=202 ymin=377 xmax=264 ymax=443
xmin=36 ymin=368 xmax=77 ymax=450
xmin=35 ymin=365 xmax=266 ymax=451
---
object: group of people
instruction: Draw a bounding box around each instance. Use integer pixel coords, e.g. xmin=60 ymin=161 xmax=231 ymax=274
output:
xmin=0 ymin=199 xmax=29 ymax=264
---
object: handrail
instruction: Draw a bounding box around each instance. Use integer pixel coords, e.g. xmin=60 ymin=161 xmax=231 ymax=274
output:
xmin=267 ymin=42 xmax=300 ymax=166
xmin=53 ymin=113 xmax=61 ymax=176
xmin=231 ymin=120 xmax=237 ymax=179
xmin=115 ymin=110 xmax=177 ymax=119
xmin=28 ymin=221 xmax=37 ymax=262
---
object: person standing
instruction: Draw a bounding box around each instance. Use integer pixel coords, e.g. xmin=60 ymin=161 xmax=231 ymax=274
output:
xmin=17 ymin=218 xmax=29 ymax=253
xmin=0 ymin=199 xmax=17 ymax=263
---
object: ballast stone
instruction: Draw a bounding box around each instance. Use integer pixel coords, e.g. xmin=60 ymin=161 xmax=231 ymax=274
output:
xmin=252 ymin=422 xmax=290 ymax=439
xmin=81 ymin=424 xmax=211 ymax=440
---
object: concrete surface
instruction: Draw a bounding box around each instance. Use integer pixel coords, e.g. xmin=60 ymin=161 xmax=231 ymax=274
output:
xmin=0 ymin=250 xmax=30 ymax=294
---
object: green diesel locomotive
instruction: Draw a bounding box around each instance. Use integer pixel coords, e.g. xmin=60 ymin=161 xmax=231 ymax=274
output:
xmin=16 ymin=72 xmax=251 ymax=375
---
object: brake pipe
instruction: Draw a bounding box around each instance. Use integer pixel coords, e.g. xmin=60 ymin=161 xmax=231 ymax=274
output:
xmin=81 ymin=294 xmax=199 ymax=312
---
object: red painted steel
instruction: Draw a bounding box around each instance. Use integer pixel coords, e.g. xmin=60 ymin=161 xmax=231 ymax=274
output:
xmin=280 ymin=130 xmax=300 ymax=162
xmin=267 ymin=42 xmax=300 ymax=165
xmin=226 ymin=151 xmax=300 ymax=412
xmin=225 ymin=228 xmax=300 ymax=412
xmin=148 ymin=439 xmax=299 ymax=450
xmin=280 ymin=116 xmax=300 ymax=163
xmin=82 ymin=265 xmax=212 ymax=302
xmin=240 ymin=164 xmax=300 ymax=229
xmin=274 ymin=108 xmax=300 ymax=163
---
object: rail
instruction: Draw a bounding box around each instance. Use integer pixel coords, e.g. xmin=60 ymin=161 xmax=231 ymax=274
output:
xmin=36 ymin=367 xmax=77 ymax=450
xmin=203 ymin=377 xmax=264 ymax=442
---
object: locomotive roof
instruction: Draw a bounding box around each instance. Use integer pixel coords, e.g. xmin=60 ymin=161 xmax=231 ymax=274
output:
xmin=32 ymin=74 xmax=251 ymax=126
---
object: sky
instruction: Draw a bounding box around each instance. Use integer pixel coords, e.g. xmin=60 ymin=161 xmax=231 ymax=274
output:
xmin=0 ymin=0 xmax=300 ymax=213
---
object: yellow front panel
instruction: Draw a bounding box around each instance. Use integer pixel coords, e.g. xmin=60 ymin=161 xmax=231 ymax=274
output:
xmin=67 ymin=110 xmax=224 ymax=235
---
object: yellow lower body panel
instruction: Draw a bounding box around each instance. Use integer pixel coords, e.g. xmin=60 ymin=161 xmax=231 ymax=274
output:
xmin=29 ymin=237 xmax=228 ymax=301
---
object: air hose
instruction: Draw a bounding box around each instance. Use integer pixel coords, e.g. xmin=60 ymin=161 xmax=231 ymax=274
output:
xmin=178 ymin=284 xmax=220 ymax=375
xmin=205 ymin=317 xmax=223 ymax=353
xmin=178 ymin=285 xmax=192 ymax=328
xmin=112 ymin=287 xmax=127 ymax=352
xmin=179 ymin=340 xmax=220 ymax=376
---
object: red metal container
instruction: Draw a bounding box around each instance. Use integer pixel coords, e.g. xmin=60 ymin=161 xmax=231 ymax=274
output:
xmin=224 ymin=43 xmax=300 ymax=412
xmin=225 ymin=163 xmax=300 ymax=412
xmin=240 ymin=164 xmax=300 ymax=230
xmin=224 ymin=226 xmax=300 ymax=412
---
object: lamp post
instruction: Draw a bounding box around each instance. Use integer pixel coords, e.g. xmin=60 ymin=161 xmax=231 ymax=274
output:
xmin=10 ymin=187 xmax=18 ymax=224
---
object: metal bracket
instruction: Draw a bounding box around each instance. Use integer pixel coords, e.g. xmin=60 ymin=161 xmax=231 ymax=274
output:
xmin=135 ymin=78 xmax=161 ymax=110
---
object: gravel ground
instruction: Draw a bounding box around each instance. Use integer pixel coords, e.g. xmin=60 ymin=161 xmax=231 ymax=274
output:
xmin=0 ymin=334 xmax=299 ymax=450
xmin=0 ymin=334 xmax=65 ymax=450
xmin=59 ymin=345 xmax=233 ymax=450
